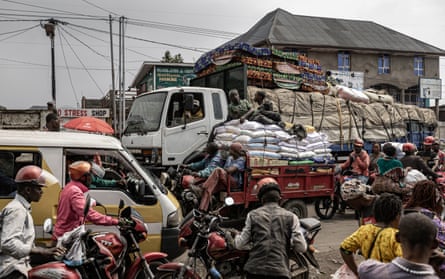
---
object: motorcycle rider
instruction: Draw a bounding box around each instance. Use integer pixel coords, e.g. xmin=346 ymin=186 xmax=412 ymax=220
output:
xmin=432 ymin=139 xmax=445 ymax=172
xmin=53 ymin=161 xmax=119 ymax=241
xmin=181 ymin=142 xmax=224 ymax=181
xmin=417 ymin=136 xmax=437 ymax=169
xmin=0 ymin=166 xmax=65 ymax=279
xmin=400 ymin=142 xmax=440 ymax=180
xmin=196 ymin=142 xmax=246 ymax=211
xmin=230 ymin=177 xmax=307 ymax=279
xmin=339 ymin=138 xmax=370 ymax=184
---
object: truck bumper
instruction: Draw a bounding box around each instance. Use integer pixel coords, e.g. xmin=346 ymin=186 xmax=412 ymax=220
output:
xmin=161 ymin=227 xmax=185 ymax=259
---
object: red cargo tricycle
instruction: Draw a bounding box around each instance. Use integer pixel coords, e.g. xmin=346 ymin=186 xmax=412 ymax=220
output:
xmin=215 ymin=156 xmax=336 ymax=220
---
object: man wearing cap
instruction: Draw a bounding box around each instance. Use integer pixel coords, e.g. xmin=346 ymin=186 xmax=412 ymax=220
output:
xmin=339 ymin=138 xmax=370 ymax=184
xmin=53 ymin=161 xmax=119 ymax=240
xmin=196 ymin=142 xmax=246 ymax=211
xmin=0 ymin=166 xmax=65 ymax=279
xmin=181 ymin=142 xmax=224 ymax=180
xmin=184 ymin=99 xmax=203 ymax=122
xmin=418 ymin=136 xmax=436 ymax=169
xmin=432 ymin=139 xmax=445 ymax=172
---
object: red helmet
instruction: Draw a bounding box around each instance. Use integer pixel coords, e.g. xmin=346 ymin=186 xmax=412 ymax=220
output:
xmin=256 ymin=177 xmax=281 ymax=200
xmin=69 ymin=161 xmax=91 ymax=180
xmin=181 ymin=175 xmax=194 ymax=189
xmin=15 ymin=165 xmax=46 ymax=186
xmin=353 ymin=138 xmax=364 ymax=147
xmin=424 ymin=136 xmax=435 ymax=146
xmin=402 ymin=143 xmax=417 ymax=153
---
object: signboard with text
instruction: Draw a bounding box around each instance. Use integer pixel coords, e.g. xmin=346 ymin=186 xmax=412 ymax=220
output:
xmin=420 ymin=78 xmax=442 ymax=99
xmin=58 ymin=108 xmax=110 ymax=118
xmin=155 ymin=66 xmax=196 ymax=89
xmin=328 ymin=70 xmax=364 ymax=90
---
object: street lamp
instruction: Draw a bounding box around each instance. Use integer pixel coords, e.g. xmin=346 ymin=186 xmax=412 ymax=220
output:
xmin=43 ymin=19 xmax=57 ymax=105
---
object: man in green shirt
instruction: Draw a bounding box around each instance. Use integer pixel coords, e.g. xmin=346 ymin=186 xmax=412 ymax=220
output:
xmin=228 ymin=89 xmax=252 ymax=120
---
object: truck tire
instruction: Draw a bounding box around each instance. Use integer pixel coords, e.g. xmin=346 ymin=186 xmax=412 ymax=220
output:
xmin=314 ymin=197 xmax=339 ymax=219
xmin=283 ymin=199 xmax=308 ymax=218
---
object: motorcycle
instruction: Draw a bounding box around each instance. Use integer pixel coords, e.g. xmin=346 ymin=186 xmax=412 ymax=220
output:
xmin=155 ymin=197 xmax=321 ymax=279
xmin=29 ymin=195 xmax=169 ymax=279
xmin=161 ymin=165 xmax=206 ymax=216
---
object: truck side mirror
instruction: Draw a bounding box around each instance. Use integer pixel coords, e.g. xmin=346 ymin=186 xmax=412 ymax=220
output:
xmin=184 ymin=94 xmax=194 ymax=111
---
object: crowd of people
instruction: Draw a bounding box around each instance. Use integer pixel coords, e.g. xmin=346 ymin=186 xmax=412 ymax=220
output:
xmin=335 ymin=134 xmax=445 ymax=278
xmin=2 ymin=91 xmax=445 ymax=278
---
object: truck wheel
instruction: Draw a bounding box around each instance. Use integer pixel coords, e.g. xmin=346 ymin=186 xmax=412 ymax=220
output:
xmin=314 ymin=197 xmax=339 ymax=219
xmin=284 ymin=200 xmax=308 ymax=218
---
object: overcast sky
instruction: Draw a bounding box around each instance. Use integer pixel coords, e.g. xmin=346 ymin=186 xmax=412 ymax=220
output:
xmin=1 ymin=0 xmax=444 ymax=109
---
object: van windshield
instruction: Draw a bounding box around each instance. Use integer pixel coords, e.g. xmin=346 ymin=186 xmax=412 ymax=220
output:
xmin=124 ymin=92 xmax=167 ymax=134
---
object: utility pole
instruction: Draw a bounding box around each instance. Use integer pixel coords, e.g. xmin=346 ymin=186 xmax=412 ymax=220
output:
xmin=109 ymin=15 xmax=117 ymax=132
xmin=42 ymin=19 xmax=57 ymax=105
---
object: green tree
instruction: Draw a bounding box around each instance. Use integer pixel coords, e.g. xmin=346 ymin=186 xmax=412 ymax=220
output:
xmin=161 ymin=51 xmax=184 ymax=63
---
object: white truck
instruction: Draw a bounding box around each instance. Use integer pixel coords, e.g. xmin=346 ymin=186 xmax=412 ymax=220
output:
xmin=121 ymin=85 xmax=437 ymax=171
xmin=121 ymin=87 xmax=228 ymax=170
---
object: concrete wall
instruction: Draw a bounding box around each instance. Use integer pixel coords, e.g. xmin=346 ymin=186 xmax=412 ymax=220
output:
xmin=308 ymin=51 xmax=440 ymax=91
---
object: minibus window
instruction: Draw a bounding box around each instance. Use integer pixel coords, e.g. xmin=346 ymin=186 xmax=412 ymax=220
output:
xmin=65 ymin=149 xmax=154 ymax=203
xmin=0 ymin=151 xmax=42 ymax=197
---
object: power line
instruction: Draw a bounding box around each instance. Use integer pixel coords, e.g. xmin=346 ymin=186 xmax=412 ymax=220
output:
xmin=58 ymin=28 xmax=80 ymax=106
xmin=2 ymin=0 xmax=105 ymax=19
xmin=68 ymin=22 xmax=210 ymax=53
xmin=64 ymin=23 xmax=160 ymax=61
xmin=79 ymin=0 xmax=119 ymax=17
xmin=59 ymin=30 xmax=105 ymax=97
xmin=0 ymin=23 xmax=39 ymax=42
xmin=59 ymin=25 xmax=110 ymax=61
xmin=0 ymin=23 xmax=39 ymax=36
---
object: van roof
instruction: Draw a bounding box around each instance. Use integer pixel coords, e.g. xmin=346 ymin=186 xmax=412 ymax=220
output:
xmin=0 ymin=130 xmax=123 ymax=149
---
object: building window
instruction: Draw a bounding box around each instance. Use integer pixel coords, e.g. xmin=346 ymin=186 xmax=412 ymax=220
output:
xmin=338 ymin=52 xmax=350 ymax=71
xmin=414 ymin=56 xmax=424 ymax=76
xmin=378 ymin=55 xmax=390 ymax=74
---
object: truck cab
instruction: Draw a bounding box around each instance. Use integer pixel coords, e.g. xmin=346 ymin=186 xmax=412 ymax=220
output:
xmin=122 ymin=87 xmax=228 ymax=170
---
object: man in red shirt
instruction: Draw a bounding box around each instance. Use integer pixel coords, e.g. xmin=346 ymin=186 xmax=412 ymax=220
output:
xmin=340 ymin=138 xmax=370 ymax=184
xmin=53 ymin=161 xmax=118 ymax=240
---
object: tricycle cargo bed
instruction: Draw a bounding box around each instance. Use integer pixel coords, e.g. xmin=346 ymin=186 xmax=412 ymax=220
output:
xmin=222 ymin=157 xmax=336 ymax=209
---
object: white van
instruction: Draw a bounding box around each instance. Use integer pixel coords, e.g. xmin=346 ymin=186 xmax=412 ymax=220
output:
xmin=0 ymin=130 xmax=183 ymax=258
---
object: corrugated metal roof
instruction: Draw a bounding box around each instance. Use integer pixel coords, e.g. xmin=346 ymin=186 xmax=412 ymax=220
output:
xmin=228 ymin=8 xmax=445 ymax=55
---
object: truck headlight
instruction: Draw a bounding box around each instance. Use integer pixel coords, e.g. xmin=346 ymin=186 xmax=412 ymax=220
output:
xmin=167 ymin=210 xmax=179 ymax=227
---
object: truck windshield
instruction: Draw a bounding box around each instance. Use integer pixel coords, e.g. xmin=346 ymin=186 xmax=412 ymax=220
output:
xmin=124 ymin=92 xmax=167 ymax=134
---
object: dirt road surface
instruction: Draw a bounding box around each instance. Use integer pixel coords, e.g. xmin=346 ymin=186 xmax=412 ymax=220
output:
xmin=306 ymin=205 xmax=360 ymax=278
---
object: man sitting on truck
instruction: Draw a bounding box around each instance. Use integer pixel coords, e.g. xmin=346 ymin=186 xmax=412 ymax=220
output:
xmin=194 ymin=142 xmax=246 ymax=211
xmin=240 ymin=91 xmax=281 ymax=125
xmin=228 ymin=89 xmax=252 ymax=120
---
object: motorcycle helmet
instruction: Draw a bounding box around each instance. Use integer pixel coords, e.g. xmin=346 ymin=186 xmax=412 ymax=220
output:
xmin=402 ymin=142 xmax=417 ymax=153
xmin=256 ymin=177 xmax=281 ymax=201
xmin=69 ymin=160 xmax=92 ymax=180
xmin=353 ymin=138 xmax=364 ymax=147
xmin=424 ymin=136 xmax=435 ymax=146
xmin=15 ymin=165 xmax=46 ymax=186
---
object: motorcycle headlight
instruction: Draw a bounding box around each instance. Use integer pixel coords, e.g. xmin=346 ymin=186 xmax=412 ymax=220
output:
xmin=167 ymin=210 xmax=179 ymax=227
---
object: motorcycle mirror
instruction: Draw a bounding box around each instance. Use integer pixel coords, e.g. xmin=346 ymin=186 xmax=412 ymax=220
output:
xmin=224 ymin=197 xmax=235 ymax=206
xmin=119 ymin=199 xmax=125 ymax=209
xmin=43 ymin=218 xmax=53 ymax=234
xmin=84 ymin=194 xmax=91 ymax=220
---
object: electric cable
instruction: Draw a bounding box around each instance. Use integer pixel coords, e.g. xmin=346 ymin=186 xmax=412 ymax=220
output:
xmin=0 ymin=23 xmax=39 ymax=42
xmin=59 ymin=25 xmax=110 ymax=61
xmin=59 ymin=31 xmax=105 ymax=97
xmin=58 ymin=28 xmax=80 ymax=105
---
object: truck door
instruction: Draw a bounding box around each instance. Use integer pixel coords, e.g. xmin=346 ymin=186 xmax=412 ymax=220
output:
xmin=162 ymin=92 xmax=210 ymax=165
